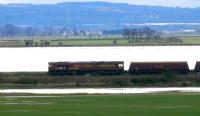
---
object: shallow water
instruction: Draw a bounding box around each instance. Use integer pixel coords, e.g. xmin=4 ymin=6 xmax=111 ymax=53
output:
xmin=0 ymin=46 xmax=199 ymax=72
xmin=1 ymin=88 xmax=200 ymax=94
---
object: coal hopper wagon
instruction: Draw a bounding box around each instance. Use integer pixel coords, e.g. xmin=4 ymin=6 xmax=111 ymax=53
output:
xmin=128 ymin=62 xmax=190 ymax=74
xmin=194 ymin=61 xmax=200 ymax=73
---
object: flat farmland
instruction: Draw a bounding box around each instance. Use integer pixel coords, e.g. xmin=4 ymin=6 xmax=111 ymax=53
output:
xmin=0 ymin=36 xmax=200 ymax=47
xmin=1 ymin=36 xmax=200 ymax=47
xmin=0 ymin=93 xmax=200 ymax=116
xmin=182 ymin=36 xmax=200 ymax=44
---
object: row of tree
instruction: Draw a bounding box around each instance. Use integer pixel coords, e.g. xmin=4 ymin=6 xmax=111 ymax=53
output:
xmin=0 ymin=24 xmax=157 ymax=41
xmin=123 ymin=27 xmax=156 ymax=43
xmin=0 ymin=24 xmax=62 ymax=37
xmin=0 ymin=24 xmax=103 ymax=37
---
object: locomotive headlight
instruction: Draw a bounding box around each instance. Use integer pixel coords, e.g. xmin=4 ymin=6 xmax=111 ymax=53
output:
xmin=119 ymin=64 xmax=124 ymax=68
xmin=48 ymin=64 xmax=52 ymax=68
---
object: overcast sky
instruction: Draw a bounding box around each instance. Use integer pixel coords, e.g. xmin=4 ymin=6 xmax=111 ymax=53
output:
xmin=0 ymin=0 xmax=200 ymax=8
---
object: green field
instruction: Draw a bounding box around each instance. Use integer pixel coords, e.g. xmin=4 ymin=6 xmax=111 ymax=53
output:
xmin=0 ymin=36 xmax=195 ymax=47
xmin=0 ymin=36 xmax=200 ymax=47
xmin=182 ymin=37 xmax=200 ymax=44
xmin=0 ymin=93 xmax=200 ymax=116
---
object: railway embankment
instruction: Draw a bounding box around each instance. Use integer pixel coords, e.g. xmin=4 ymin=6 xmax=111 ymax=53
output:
xmin=0 ymin=72 xmax=200 ymax=88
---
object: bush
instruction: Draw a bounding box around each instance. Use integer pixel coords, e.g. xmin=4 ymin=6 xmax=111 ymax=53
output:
xmin=76 ymin=81 xmax=80 ymax=87
xmin=15 ymin=78 xmax=38 ymax=85
xmin=162 ymin=70 xmax=176 ymax=81
xmin=44 ymin=41 xmax=50 ymax=46
xmin=40 ymin=40 xmax=50 ymax=46
xmin=111 ymin=78 xmax=129 ymax=86
xmin=25 ymin=40 xmax=33 ymax=47
xmin=112 ymin=39 xmax=117 ymax=45
xmin=131 ymin=78 xmax=140 ymax=84
xmin=40 ymin=42 xmax=44 ymax=46
xmin=34 ymin=42 xmax=39 ymax=46
xmin=58 ymin=42 xmax=63 ymax=46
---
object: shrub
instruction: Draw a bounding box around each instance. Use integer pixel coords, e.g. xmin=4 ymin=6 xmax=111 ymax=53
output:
xmin=111 ymin=78 xmax=129 ymax=86
xmin=44 ymin=41 xmax=50 ymax=46
xmin=162 ymin=70 xmax=176 ymax=81
xmin=112 ymin=39 xmax=117 ymax=45
xmin=15 ymin=78 xmax=38 ymax=85
xmin=25 ymin=40 xmax=33 ymax=47
xmin=58 ymin=42 xmax=63 ymax=46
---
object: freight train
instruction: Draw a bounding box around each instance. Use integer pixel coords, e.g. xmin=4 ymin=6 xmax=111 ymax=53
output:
xmin=48 ymin=61 xmax=199 ymax=75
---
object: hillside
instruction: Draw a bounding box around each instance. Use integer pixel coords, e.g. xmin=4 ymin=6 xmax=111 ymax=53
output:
xmin=0 ymin=2 xmax=200 ymax=29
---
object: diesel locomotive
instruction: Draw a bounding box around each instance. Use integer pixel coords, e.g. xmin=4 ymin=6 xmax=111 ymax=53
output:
xmin=48 ymin=61 xmax=124 ymax=75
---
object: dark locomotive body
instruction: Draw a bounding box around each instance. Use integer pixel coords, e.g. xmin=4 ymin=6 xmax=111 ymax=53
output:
xmin=128 ymin=62 xmax=189 ymax=74
xmin=48 ymin=61 xmax=124 ymax=75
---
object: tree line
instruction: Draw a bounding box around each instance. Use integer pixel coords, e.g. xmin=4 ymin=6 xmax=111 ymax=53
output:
xmin=123 ymin=27 xmax=157 ymax=43
xmin=0 ymin=24 xmax=158 ymax=41
xmin=0 ymin=24 xmax=103 ymax=37
xmin=0 ymin=24 xmax=62 ymax=37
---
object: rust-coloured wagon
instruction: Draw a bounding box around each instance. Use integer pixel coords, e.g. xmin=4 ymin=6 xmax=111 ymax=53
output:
xmin=194 ymin=61 xmax=200 ymax=72
xmin=128 ymin=62 xmax=189 ymax=74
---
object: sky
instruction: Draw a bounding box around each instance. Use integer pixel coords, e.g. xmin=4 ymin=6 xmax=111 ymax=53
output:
xmin=0 ymin=47 xmax=197 ymax=71
xmin=0 ymin=0 xmax=200 ymax=8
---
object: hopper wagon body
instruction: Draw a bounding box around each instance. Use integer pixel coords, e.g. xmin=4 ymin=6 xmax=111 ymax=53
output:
xmin=128 ymin=62 xmax=189 ymax=74
xmin=194 ymin=61 xmax=200 ymax=72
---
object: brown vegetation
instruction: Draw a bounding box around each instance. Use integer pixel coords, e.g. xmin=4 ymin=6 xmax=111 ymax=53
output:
xmin=0 ymin=72 xmax=200 ymax=88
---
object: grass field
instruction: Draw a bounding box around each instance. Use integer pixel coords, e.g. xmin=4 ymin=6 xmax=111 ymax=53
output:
xmin=49 ymin=39 xmax=129 ymax=46
xmin=0 ymin=37 xmax=185 ymax=47
xmin=0 ymin=93 xmax=200 ymax=116
xmin=0 ymin=38 xmax=129 ymax=47
xmin=0 ymin=36 xmax=200 ymax=47
xmin=182 ymin=37 xmax=200 ymax=44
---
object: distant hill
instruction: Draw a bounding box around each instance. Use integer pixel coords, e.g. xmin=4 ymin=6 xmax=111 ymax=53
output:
xmin=0 ymin=2 xmax=200 ymax=30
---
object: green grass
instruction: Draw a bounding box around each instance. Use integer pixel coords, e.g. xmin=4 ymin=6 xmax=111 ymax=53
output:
xmin=182 ymin=37 xmax=200 ymax=44
xmin=0 ymin=38 xmax=130 ymax=47
xmin=0 ymin=40 xmax=25 ymax=47
xmin=1 ymin=93 xmax=200 ymax=116
xmin=1 ymin=36 xmax=200 ymax=47
xmin=49 ymin=39 xmax=129 ymax=46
